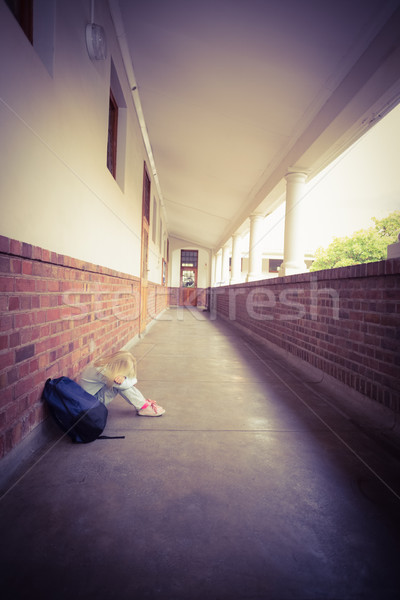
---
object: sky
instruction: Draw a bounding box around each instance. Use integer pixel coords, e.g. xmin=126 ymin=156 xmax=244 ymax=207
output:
xmin=263 ymin=102 xmax=400 ymax=254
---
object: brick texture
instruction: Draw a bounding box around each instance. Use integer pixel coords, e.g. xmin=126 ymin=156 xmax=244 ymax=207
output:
xmin=0 ymin=235 xmax=168 ymax=459
xmin=168 ymin=287 xmax=208 ymax=307
xmin=211 ymin=260 xmax=400 ymax=412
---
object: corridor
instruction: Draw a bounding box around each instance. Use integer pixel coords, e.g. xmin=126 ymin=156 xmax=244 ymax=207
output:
xmin=0 ymin=307 xmax=399 ymax=600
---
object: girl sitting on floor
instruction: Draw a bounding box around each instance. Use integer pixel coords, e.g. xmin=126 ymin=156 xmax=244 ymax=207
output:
xmin=79 ymin=350 xmax=165 ymax=417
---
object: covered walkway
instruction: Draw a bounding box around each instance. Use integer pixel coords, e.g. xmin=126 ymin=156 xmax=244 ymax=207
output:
xmin=1 ymin=307 xmax=400 ymax=600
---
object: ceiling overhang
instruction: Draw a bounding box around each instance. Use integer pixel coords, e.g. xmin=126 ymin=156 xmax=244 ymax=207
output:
xmin=111 ymin=0 xmax=400 ymax=251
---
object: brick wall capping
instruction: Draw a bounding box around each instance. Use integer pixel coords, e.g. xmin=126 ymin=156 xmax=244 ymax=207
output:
xmin=216 ymin=258 xmax=400 ymax=290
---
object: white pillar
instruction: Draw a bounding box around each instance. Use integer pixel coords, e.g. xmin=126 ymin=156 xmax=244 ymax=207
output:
xmin=211 ymin=254 xmax=216 ymax=286
xmin=246 ymin=213 xmax=264 ymax=282
xmin=221 ymin=244 xmax=230 ymax=285
xmin=230 ymin=233 xmax=242 ymax=284
xmin=280 ymin=170 xmax=308 ymax=276
xmin=214 ymin=250 xmax=222 ymax=286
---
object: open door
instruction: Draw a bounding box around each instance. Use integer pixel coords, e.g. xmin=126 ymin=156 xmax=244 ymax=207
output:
xmin=140 ymin=165 xmax=150 ymax=333
xmin=180 ymin=249 xmax=198 ymax=306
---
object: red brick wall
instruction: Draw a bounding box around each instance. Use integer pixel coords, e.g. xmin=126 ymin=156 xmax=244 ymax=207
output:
xmin=211 ymin=259 xmax=400 ymax=412
xmin=0 ymin=235 xmax=167 ymax=459
xmin=168 ymin=287 xmax=208 ymax=306
xmin=147 ymin=282 xmax=169 ymax=326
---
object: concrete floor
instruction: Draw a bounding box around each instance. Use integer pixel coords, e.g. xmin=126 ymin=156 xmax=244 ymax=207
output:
xmin=1 ymin=307 xmax=400 ymax=600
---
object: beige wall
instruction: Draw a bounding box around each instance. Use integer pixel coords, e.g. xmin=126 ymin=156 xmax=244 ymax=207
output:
xmin=0 ymin=0 xmax=166 ymax=281
xmin=169 ymin=237 xmax=211 ymax=288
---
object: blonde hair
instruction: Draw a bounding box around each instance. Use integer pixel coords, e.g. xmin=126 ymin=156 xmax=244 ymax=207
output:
xmin=94 ymin=351 xmax=137 ymax=387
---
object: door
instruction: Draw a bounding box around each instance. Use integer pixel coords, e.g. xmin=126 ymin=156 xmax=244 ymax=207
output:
xmin=140 ymin=165 xmax=150 ymax=332
xmin=180 ymin=250 xmax=198 ymax=306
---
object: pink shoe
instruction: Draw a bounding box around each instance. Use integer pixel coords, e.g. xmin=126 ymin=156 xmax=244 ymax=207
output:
xmin=138 ymin=400 xmax=165 ymax=417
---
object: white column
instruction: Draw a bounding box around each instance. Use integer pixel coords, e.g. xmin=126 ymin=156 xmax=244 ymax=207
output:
xmin=214 ymin=250 xmax=222 ymax=286
xmin=221 ymin=243 xmax=230 ymax=285
xmin=246 ymin=213 xmax=264 ymax=282
xmin=211 ymin=254 xmax=216 ymax=286
xmin=230 ymin=233 xmax=242 ymax=284
xmin=280 ymin=170 xmax=308 ymax=276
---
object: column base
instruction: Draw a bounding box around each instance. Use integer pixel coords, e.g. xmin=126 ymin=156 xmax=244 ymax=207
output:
xmin=246 ymin=272 xmax=264 ymax=283
xmin=279 ymin=261 xmax=308 ymax=277
xmin=230 ymin=277 xmax=243 ymax=285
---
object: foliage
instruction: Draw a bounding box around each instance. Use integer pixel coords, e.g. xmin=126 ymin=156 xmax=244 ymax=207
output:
xmin=371 ymin=211 xmax=400 ymax=238
xmin=309 ymin=210 xmax=400 ymax=272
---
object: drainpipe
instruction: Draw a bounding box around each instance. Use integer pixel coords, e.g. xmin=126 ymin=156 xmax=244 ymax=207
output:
xmin=109 ymin=0 xmax=168 ymax=336
xmin=108 ymin=0 xmax=166 ymax=219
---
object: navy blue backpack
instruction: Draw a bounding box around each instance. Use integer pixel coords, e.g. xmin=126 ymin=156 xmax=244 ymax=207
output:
xmin=43 ymin=377 xmax=124 ymax=443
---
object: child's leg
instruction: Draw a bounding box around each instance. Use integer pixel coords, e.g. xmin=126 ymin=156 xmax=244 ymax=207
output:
xmin=116 ymin=384 xmax=147 ymax=410
xmin=111 ymin=378 xmax=165 ymax=416
xmin=95 ymin=386 xmax=119 ymax=406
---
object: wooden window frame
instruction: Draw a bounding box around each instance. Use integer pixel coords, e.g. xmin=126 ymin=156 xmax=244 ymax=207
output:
xmin=5 ymin=0 xmax=33 ymax=44
xmin=142 ymin=165 xmax=151 ymax=225
xmin=180 ymin=249 xmax=198 ymax=268
xmin=107 ymin=90 xmax=118 ymax=178
xmin=152 ymin=197 xmax=157 ymax=243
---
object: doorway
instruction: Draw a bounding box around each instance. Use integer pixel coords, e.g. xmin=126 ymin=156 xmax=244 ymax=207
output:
xmin=180 ymin=249 xmax=198 ymax=306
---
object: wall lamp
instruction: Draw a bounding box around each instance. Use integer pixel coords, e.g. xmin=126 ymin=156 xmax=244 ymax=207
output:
xmin=86 ymin=22 xmax=107 ymax=60
xmin=85 ymin=0 xmax=107 ymax=60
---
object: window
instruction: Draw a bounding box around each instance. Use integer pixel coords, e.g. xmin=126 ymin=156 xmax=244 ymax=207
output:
xmin=107 ymin=61 xmax=127 ymax=186
xmin=5 ymin=0 xmax=55 ymax=74
xmin=181 ymin=250 xmax=198 ymax=267
xmin=5 ymin=0 xmax=33 ymax=43
xmin=269 ymin=259 xmax=283 ymax=273
xmin=107 ymin=90 xmax=118 ymax=178
xmin=142 ymin=165 xmax=151 ymax=224
xmin=152 ymin=197 xmax=157 ymax=243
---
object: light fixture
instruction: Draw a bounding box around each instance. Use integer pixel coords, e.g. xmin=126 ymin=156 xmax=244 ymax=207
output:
xmin=86 ymin=22 xmax=107 ymax=60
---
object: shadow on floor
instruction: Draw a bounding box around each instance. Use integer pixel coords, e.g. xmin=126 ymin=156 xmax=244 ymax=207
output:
xmin=1 ymin=307 xmax=400 ymax=600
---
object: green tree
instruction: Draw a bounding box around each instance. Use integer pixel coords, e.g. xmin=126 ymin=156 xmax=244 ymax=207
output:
xmin=309 ymin=210 xmax=400 ymax=272
xmin=372 ymin=211 xmax=400 ymax=238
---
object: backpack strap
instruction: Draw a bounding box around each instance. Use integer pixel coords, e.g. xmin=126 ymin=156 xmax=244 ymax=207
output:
xmin=98 ymin=435 xmax=126 ymax=440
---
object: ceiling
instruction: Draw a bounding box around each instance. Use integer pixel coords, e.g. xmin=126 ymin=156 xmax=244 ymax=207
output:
xmin=114 ymin=0 xmax=400 ymax=251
